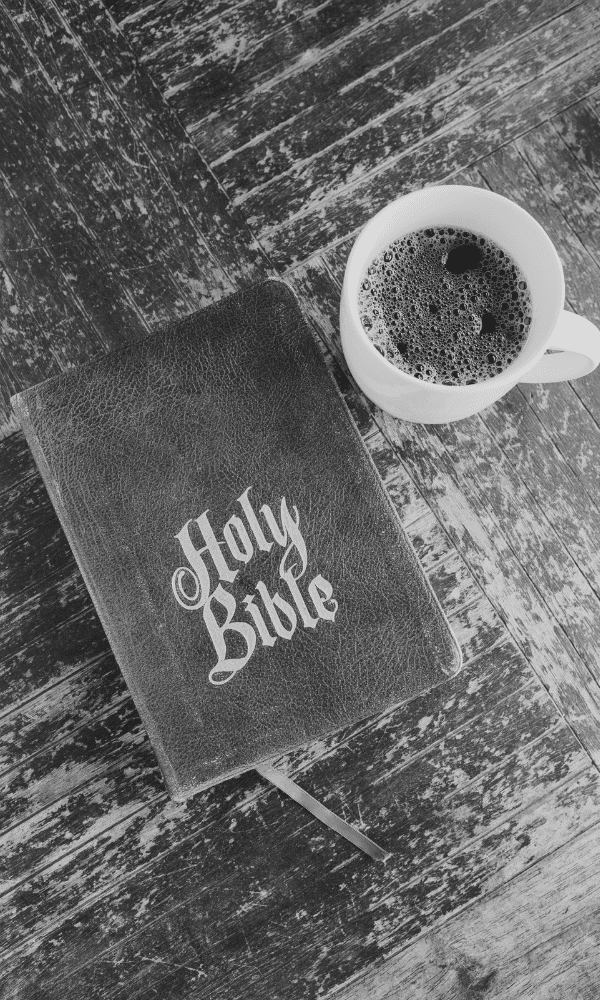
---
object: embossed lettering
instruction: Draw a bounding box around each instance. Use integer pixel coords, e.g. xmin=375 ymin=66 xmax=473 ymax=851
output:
xmin=243 ymin=594 xmax=276 ymax=647
xmin=171 ymin=487 xmax=339 ymax=685
xmin=204 ymin=584 xmax=256 ymax=685
xmin=171 ymin=566 xmax=207 ymax=611
xmin=195 ymin=511 xmax=238 ymax=583
xmin=309 ymin=575 xmax=338 ymax=621
xmin=223 ymin=515 xmax=254 ymax=564
xmin=279 ymin=535 xmax=318 ymax=629
xmin=255 ymin=581 xmax=297 ymax=640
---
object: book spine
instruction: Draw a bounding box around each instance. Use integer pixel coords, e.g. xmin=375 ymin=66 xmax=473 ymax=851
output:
xmin=11 ymin=392 xmax=182 ymax=797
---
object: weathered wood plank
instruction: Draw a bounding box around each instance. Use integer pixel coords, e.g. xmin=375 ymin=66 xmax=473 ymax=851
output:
xmin=0 ymin=743 xmax=165 ymax=896
xmin=0 ymin=470 xmax=61 ymax=551
xmin=477 ymin=111 xmax=600 ymax=504
xmin=479 ymin=138 xmax=600 ymax=330
xmin=0 ymin=175 xmax=112 ymax=388
xmin=378 ymin=417 xmax=600 ymax=762
xmin=0 ymin=638 xmax=577 ymax=993
xmin=245 ymin=3 xmax=599 ymax=237
xmin=0 ymin=654 xmax=128 ymax=777
xmin=195 ymin=0 xmax=529 ymax=162
xmin=0 ymin=633 xmax=518 ymax=905
xmin=467 ymin=136 xmax=600 ymax=516
xmin=481 ymin=387 xmax=600 ymax=588
xmin=104 ymin=0 xmax=234 ymax=38
xmin=0 ymin=694 xmax=143 ymax=834
xmin=0 ymin=3 xmax=226 ymax=317
xmin=111 ymin=0 xmax=419 ymax=141
xmin=0 ymin=509 xmax=74 ymax=607
xmin=331 ymin=801 xmax=600 ymax=999
xmin=3 ymin=719 xmax=587 ymax=998
xmin=0 ymin=604 xmax=109 ymax=716
xmin=213 ymin=0 xmax=575 ymax=202
xmin=267 ymin=42 xmax=600 ymax=268
xmin=0 ymin=264 xmax=66 ymax=436
xmin=46 ymin=0 xmax=270 ymax=281
xmin=0 ymin=0 xmax=269 ymax=433
xmin=0 ymin=434 xmax=36 ymax=496
xmin=434 ymin=419 xmax=600 ymax=670
xmin=78 ymin=727 xmax=588 ymax=998
xmin=1 ymin=568 xmax=95 ymax=665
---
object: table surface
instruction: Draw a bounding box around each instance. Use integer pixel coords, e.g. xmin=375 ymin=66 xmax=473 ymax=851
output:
xmin=2 ymin=1 xmax=600 ymax=997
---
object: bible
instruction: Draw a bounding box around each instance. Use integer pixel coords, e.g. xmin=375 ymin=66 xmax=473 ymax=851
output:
xmin=12 ymin=279 xmax=461 ymax=849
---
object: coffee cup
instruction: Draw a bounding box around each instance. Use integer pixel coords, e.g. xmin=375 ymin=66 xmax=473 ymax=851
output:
xmin=339 ymin=185 xmax=600 ymax=424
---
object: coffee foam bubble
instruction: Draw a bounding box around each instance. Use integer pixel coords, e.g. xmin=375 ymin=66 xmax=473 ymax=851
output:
xmin=358 ymin=227 xmax=532 ymax=386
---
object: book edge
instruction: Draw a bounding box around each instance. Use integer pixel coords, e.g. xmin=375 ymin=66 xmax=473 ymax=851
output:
xmin=10 ymin=277 xmax=462 ymax=801
xmin=279 ymin=279 xmax=463 ymax=678
xmin=10 ymin=392 xmax=182 ymax=797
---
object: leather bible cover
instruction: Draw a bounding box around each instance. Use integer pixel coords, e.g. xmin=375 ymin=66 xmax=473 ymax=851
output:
xmin=12 ymin=279 xmax=461 ymax=799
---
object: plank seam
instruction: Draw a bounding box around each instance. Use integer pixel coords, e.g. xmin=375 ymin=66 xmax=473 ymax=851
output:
xmin=0 ymin=690 xmax=136 ymax=784
xmin=161 ymin=0 xmax=340 ymax=93
xmin=371 ymin=744 xmax=590 ymax=905
xmin=0 ymin=648 xmax=115 ymax=723
xmin=10 ymin=735 xmax=593 ymax=992
xmin=0 ymin=743 xmax=163 ymax=896
xmin=231 ymin=7 xmax=596 ymax=217
xmin=207 ymin=0 xmax=511 ymax=167
xmin=280 ymin=81 xmax=600 ymax=274
xmin=347 ymin=781 xmax=600 ymax=982
xmin=4 ymin=0 xmax=242 ymax=295
xmin=371 ymin=675 xmax=539 ymax=787
xmin=184 ymin=0 xmax=421 ymax=120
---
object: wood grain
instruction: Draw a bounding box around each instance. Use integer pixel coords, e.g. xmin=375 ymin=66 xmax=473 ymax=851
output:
xmin=216 ymin=0 xmax=585 ymax=206
xmin=110 ymin=0 xmax=600 ymax=270
xmin=0 ymin=603 xmax=110 ymax=716
xmin=3 ymin=0 xmax=600 ymax=997
xmin=105 ymin=0 xmax=423 ymax=142
xmin=271 ymin=40 xmax=600 ymax=267
xmin=0 ymin=0 xmax=268 ymax=434
xmin=332 ymin=808 xmax=600 ymax=999
xmin=1 ymin=643 xmax=584 ymax=997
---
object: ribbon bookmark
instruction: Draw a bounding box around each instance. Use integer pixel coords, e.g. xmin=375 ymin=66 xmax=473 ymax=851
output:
xmin=255 ymin=763 xmax=391 ymax=862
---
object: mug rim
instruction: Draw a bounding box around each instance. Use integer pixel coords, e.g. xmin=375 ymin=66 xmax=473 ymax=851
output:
xmin=342 ymin=185 xmax=565 ymax=393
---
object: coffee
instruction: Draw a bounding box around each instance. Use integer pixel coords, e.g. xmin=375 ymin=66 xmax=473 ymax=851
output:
xmin=358 ymin=227 xmax=532 ymax=385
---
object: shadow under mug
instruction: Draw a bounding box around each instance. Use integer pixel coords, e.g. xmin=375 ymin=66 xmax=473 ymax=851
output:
xmin=340 ymin=185 xmax=600 ymax=424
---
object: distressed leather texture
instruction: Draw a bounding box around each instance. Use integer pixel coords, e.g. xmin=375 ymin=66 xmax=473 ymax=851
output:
xmin=12 ymin=279 xmax=461 ymax=798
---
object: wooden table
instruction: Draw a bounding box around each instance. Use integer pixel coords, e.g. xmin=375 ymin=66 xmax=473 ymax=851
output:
xmin=2 ymin=1 xmax=600 ymax=996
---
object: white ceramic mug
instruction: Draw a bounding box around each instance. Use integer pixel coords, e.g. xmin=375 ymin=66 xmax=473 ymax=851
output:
xmin=340 ymin=185 xmax=600 ymax=424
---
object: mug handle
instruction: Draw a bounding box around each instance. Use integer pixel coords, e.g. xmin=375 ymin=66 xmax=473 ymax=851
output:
xmin=519 ymin=309 xmax=600 ymax=384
